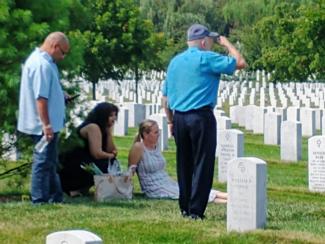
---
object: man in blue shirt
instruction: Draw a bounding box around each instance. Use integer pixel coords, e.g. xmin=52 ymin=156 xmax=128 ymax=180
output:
xmin=162 ymin=24 xmax=246 ymax=219
xmin=18 ymin=32 xmax=70 ymax=204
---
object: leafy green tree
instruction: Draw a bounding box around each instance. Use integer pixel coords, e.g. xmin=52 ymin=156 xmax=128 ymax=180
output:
xmin=252 ymin=2 xmax=324 ymax=81
xmin=139 ymin=0 xmax=230 ymax=67
xmin=80 ymin=0 xmax=164 ymax=100
xmin=0 ymin=0 xmax=85 ymax=159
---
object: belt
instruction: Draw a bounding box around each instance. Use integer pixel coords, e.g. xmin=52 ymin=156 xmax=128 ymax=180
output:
xmin=175 ymin=105 xmax=212 ymax=114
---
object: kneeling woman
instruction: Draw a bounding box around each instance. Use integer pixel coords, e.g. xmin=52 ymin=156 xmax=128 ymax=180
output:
xmin=59 ymin=102 xmax=119 ymax=197
xmin=128 ymin=119 xmax=227 ymax=203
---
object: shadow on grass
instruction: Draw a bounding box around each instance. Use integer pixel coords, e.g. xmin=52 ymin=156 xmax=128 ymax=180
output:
xmin=0 ymin=192 xmax=158 ymax=210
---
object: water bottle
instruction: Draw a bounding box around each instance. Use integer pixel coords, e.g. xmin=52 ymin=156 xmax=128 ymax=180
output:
xmin=35 ymin=136 xmax=49 ymax=153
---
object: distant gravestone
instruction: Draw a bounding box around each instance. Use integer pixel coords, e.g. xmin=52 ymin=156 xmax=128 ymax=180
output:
xmin=237 ymin=106 xmax=246 ymax=127
xmin=264 ymin=113 xmax=281 ymax=145
xmin=275 ymin=107 xmax=287 ymax=121
xmin=124 ymin=102 xmax=145 ymax=127
xmin=46 ymin=230 xmax=102 ymax=244
xmin=245 ymin=105 xmax=257 ymax=131
xmin=229 ymin=105 xmax=241 ymax=124
xmin=308 ymin=136 xmax=325 ymax=192
xmin=315 ymin=109 xmax=323 ymax=131
xmin=252 ymin=107 xmax=266 ymax=134
xmin=287 ymin=106 xmax=300 ymax=122
xmin=322 ymin=114 xmax=325 ymax=135
xmin=300 ymin=108 xmax=316 ymax=137
xmin=145 ymin=104 xmax=152 ymax=118
xmin=216 ymin=116 xmax=231 ymax=130
xmin=113 ymin=107 xmax=128 ymax=136
xmin=281 ymin=120 xmax=302 ymax=162
xmin=216 ymin=129 xmax=244 ymax=182
xmin=227 ymin=157 xmax=267 ymax=232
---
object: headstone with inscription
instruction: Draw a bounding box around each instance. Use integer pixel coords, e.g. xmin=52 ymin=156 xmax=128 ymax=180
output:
xmin=216 ymin=129 xmax=244 ymax=182
xmin=308 ymin=136 xmax=325 ymax=192
xmin=227 ymin=157 xmax=267 ymax=232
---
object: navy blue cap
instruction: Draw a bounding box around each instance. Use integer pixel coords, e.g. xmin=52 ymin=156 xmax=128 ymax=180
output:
xmin=187 ymin=24 xmax=220 ymax=41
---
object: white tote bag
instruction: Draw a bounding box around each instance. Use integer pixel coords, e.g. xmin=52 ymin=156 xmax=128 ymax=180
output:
xmin=94 ymin=174 xmax=133 ymax=202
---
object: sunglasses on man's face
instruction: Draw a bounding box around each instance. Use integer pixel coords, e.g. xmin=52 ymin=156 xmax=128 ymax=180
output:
xmin=57 ymin=45 xmax=67 ymax=56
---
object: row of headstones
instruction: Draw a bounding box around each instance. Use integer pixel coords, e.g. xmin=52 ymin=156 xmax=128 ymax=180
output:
xmin=227 ymin=105 xmax=325 ymax=162
xmin=68 ymin=96 xmax=322 ymax=167
xmin=44 ymin=134 xmax=325 ymax=241
xmin=216 ymin=124 xmax=325 ymax=192
xmin=218 ymin=131 xmax=325 ymax=233
xmin=92 ymin=79 xmax=163 ymax=105
xmin=218 ymin=80 xmax=325 ymax=109
xmin=230 ymin=104 xmax=325 ymax=136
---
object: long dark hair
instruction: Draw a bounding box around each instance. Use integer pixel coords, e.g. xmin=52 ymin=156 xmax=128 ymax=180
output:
xmin=84 ymin=102 xmax=119 ymax=135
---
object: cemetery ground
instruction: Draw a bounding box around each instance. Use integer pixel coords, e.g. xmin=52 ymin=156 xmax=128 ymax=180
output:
xmin=0 ymin=127 xmax=325 ymax=244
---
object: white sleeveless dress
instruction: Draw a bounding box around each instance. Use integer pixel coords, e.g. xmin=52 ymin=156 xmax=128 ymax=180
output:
xmin=137 ymin=144 xmax=219 ymax=202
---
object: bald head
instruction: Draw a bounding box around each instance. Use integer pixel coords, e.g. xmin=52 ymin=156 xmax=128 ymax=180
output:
xmin=44 ymin=32 xmax=69 ymax=46
xmin=41 ymin=32 xmax=70 ymax=62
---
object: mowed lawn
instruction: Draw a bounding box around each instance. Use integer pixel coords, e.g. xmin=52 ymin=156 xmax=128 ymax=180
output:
xmin=0 ymin=127 xmax=325 ymax=244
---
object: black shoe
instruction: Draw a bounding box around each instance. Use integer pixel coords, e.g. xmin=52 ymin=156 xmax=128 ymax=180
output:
xmin=189 ymin=214 xmax=205 ymax=220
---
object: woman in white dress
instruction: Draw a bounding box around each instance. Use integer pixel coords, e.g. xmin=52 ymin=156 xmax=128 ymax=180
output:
xmin=128 ymin=119 xmax=227 ymax=203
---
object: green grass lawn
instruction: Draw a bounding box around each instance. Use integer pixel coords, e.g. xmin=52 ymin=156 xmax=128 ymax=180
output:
xmin=0 ymin=126 xmax=325 ymax=243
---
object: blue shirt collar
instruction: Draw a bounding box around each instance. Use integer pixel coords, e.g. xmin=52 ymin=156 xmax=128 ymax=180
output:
xmin=36 ymin=47 xmax=55 ymax=63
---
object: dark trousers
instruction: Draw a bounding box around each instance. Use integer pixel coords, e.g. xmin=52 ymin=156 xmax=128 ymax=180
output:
xmin=173 ymin=108 xmax=216 ymax=217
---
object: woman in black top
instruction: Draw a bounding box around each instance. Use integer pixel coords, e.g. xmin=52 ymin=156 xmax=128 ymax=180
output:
xmin=59 ymin=102 xmax=119 ymax=197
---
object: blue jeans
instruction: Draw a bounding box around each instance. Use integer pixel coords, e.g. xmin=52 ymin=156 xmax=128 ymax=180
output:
xmin=31 ymin=133 xmax=63 ymax=203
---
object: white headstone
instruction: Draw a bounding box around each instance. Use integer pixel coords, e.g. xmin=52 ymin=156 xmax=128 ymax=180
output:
xmin=237 ymin=106 xmax=247 ymax=127
xmin=245 ymin=105 xmax=258 ymax=131
xmin=227 ymin=157 xmax=267 ymax=232
xmin=281 ymin=121 xmax=302 ymax=162
xmin=252 ymin=107 xmax=267 ymax=134
xmin=315 ymin=109 xmax=323 ymax=131
xmin=322 ymin=114 xmax=325 ymax=135
xmin=275 ymin=107 xmax=287 ymax=121
xmin=124 ymin=102 xmax=145 ymax=127
xmin=229 ymin=105 xmax=241 ymax=124
xmin=287 ymin=106 xmax=300 ymax=122
xmin=46 ymin=230 xmax=102 ymax=244
xmin=308 ymin=136 xmax=325 ymax=192
xmin=113 ymin=107 xmax=128 ymax=136
xmin=264 ymin=113 xmax=281 ymax=145
xmin=300 ymin=108 xmax=316 ymax=137
xmin=216 ymin=116 xmax=231 ymax=130
xmin=216 ymin=129 xmax=244 ymax=182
